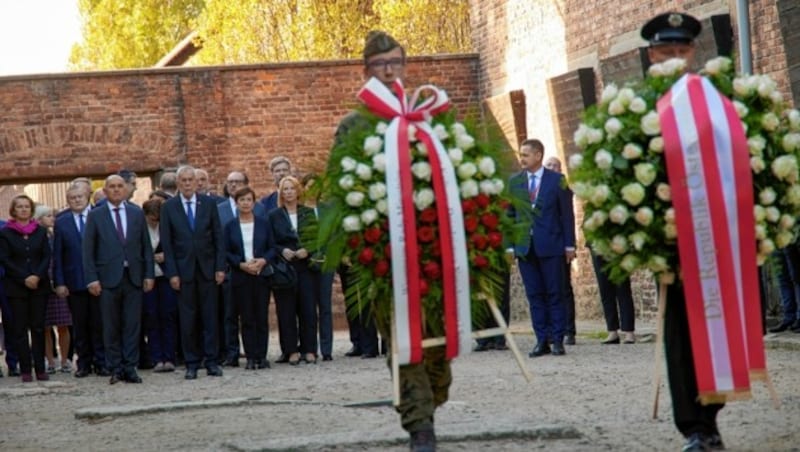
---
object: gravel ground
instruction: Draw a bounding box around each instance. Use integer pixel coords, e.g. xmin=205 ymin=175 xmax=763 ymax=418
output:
xmin=1 ymin=320 xmax=798 ymax=452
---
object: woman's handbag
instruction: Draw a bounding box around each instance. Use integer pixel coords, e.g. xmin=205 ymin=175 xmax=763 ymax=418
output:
xmin=264 ymin=258 xmax=297 ymax=289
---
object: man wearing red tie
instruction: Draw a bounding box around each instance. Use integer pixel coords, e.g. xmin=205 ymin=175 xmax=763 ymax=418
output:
xmin=509 ymin=139 xmax=575 ymax=357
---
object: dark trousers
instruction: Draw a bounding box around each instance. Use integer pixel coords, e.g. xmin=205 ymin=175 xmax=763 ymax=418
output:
xmin=664 ymin=283 xmax=724 ymax=437
xmin=142 ymin=277 xmax=178 ymax=363
xmin=561 ymin=258 xmax=576 ymax=336
xmin=297 ymin=268 xmax=319 ymax=355
xmin=8 ymin=292 xmax=47 ymax=374
xmin=178 ymin=273 xmax=219 ymax=369
xmin=235 ymin=274 xmax=269 ymax=361
xmin=777 ymin=247 xmax=800 ymax=323
xmin=518 ymin=248 xmax=566 ymax=344
xmin=340 ymin=266 xmax=378 ymax=355
xmin=67 ymin=290 xmax=105 ymax=372
xmin=0 ymin=287 xmax=19 ymax=369
xmin=318 ymin=271 xmax=334 ymax=356
xmin=100 ymin=273 xmax=143 ymax=376
xmin=592 ymin=251 xmax=635 ymax=332
xmin=219 ymin=277 xmax=241 ymax=360
xmin=476 ymin=263 xmax=511 ymax=346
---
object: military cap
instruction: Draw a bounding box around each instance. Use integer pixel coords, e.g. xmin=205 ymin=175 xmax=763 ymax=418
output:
xmin=641 ymin=12 xmax=702 ymax=46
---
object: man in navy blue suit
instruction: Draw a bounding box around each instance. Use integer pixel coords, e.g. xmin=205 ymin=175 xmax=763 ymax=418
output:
xmin=160 ymin=165 xmax=226 ymax=379
xmin=509 ymin=139 xmax=575 ymax=357
xmin=217 ymin=170 xmax=266 ymax=366
xmin=54 ymin=184 xmax=108 ymax=377
xmin=83 ymin=175 xmax=155 ymax=384
xmin=259 ymin=157 xmax=292 ymax=212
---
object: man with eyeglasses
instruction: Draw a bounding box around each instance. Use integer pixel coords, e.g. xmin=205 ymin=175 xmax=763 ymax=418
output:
xmin=326 ymin=30 xmax=443 ymax=452
xmin=259 ymin=157 xmax=293 ymax=212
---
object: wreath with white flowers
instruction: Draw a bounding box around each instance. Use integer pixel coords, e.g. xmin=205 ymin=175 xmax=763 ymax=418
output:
xmin=569 ymin=56 xmax=800 ymax=283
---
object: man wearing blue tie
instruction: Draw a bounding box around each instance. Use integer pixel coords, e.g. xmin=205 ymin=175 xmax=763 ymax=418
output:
xmin=160 ymin=165 xmax=226 ymax=379
xmin=83 ymin=175 xmax=155 ymax=384
xmin=509 ymin=139 xmax=575 ymax=357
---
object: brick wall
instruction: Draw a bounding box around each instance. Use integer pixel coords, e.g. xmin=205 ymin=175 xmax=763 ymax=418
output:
xmin=0 ymin=55 xmax=480 ymax=198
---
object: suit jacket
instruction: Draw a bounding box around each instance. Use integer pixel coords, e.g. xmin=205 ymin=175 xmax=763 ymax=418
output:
xmin=509 ymin=168 xmax=575 ymax=257
xmin=160 ymin=193 xmax=226 ymax=282
xmin=259 ymin=192 xmax=278 ymax=213
xmin=217 ymin=198 xmax=267 ymax=228
xmin=268 ymin=205 xmax=318 ymax=254
xmin=224 ymin=216 xmax=276 ymax=286
xmin=53 ymin=211 xmax=88 ymax=290
xmin=0 ymin=225 xmax=51 ymax=297
xmin=82 ymin=202 xmax=154 ymax=289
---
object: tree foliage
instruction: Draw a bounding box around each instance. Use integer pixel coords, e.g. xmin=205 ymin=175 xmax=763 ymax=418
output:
xmin=69 ymin=0 xmax=205 ymax=70
xmin=70 ymin=0 xmax=471 ymax=69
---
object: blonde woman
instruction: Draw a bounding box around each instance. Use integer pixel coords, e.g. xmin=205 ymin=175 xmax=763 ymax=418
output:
xmin=35 ymin=205 xmax=73 ymax=374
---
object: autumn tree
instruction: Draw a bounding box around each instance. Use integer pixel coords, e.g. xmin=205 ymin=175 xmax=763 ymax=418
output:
xmin=69 ymin=0 xmax=205 ymax=70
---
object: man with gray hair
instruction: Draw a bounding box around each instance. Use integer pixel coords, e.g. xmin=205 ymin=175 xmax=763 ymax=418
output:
xmin=259 ymin=156 xmax=292 ymax=212
xmin=159 ymin=165 xmax=226 ymax=379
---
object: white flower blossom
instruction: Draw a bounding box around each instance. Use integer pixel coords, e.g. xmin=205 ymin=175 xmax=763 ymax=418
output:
xmin=704 ymin=56 xmax=731 ymax=75
xmin=762 ymin=112 xmax=780 ymax=131
xmin=780 ymin=214 xmax=796 ymax=231
xmin=610 ymin=235 xmax=628 ymax=254
xmin=448 ymin=147 xmax=463 ymax=166
xmin=629 ymin=97 xmax=647 ymax=114
xmin=656 ymin=183 xmax=672 ymax=202
xmin=411 ymin=162 xmax=432 ymax=181
xmin=788 ymin=109 xmax=800 ymax=131
xmin=455 ymin=133 xmax=475 ymax=150
xmin=372 ymin=153 xmax=387 ymax=173
xmin=457 ymin=162 xmax=478 ymax=180
xmin=751 ymin=156 xmax=766 ymax=173
xmin=754 ymin=205 xmax=766 ymax=222
xmin=568 ymin=153 xmax=584 ymax=170
xmin=591 ymin=210 xmax=608 ymax=228
xmin=770 ymin=90 xmax=784 ymax=105
xmin=415 ymin=142 xmax=428 ymax=156
xmin=641 ymin=111 xmax=661 ymax=136
xmin=629 ymin=231 xmax=647 ymax=251
xmin=748 ymin=136 xmax=766 ymax=156
xmin=733 ymin=101 xmax=749 ymax=118
xmin=594 ymin=149 xmax=614 ymax=169
xmin=451 ymin=122 xmax=467 ymax=137
xmin=375 ymin=199 xmax=388 ymax=214
xmin=433 ymin=123 xmax=449 ymax=140
xmin=572 ymin=182 xmax=590 ymax=200
xmin=755 ymin=223 xmax=767 ymax=240
xmin=782 ymin=133 xmax=800 ymax=152
xmin=600 ymin=84 xmax=619 ymax=104
xmin=368 ymin=182 xmax=387 ymax=201
xmin=608 ymin=99 xmax=625 ymax=116
xmin=586 ymin=127 xmax=604 ymax=144
xmin=479 ymin=179 xmax=500 ymax=195
xmin=459 ymin=180 xmax=479 ymax=198
xmin=759 ymin=238 xmax=776 ymax=255
xmin=648 ymin=255 xmax=669 ymax=273
xmin=375 ymin=122 xmax=388 ymax=135
xmin=772 ymin=155 xmax=799 ymax=182
xmin=605 ymin=117 xmax=623 ymax=137
xmin=590 ymin=184 xmax=610 ymax=206
xmin=635 ymin=206 xmax=654 ymax=226
xmin=759 ymin=187 xmax=777 ymax=205
xmin=609 ymin=204 xmax=630 ymax=224
xmin=664 ymin=223 xmax=678 ymax=239
xmin=355 ymin=163 xmax=373 ymax=181
xmin=360 ymin=209 xmax=378 ymax=225
xmin=617 ymin=88 xmax=635 ymax=105
xmin=363 ymin=136 xmax=384 ymax=156
xmin=664 ymin=208 xmax=675 ymax=224
xmin=634 ymin=163 xmax=657 ymax=186
xmin=786 ymin=185 xmax=800 ymax=205
xmin=490 ymin=178 xmax=505 ymax=193
xmin=620 ymin=254 xmax=639 ymax=273
xmin=342 ymin=215 xmax=362 ymax=232
xmin=776 ymin=231 xmax=794 ymax=249
xmin=408 ymin=124 xmax=418 ymax=142
xmin=341 ymin=157 xmax=358 ymax=172
xmin=478 ymin=157 xmax=496 ymax=177
xmin=339 ymin=174 xmax=355 ymax=190
xmin=621 ymin=183 xmax=646 ymax=206
xmin=622 ymin=143 xmax=643 ymax=160
xmin=649 ymin=136 xmax=664 ymax=153
xmin=414 ymin=188 xmax=435 ymax=211
xmin=345 ymin=191 xmax=365 ymax=207
xmin=766 ymin=206 xmax=781 ymax=223
xmin=757 ymin=77 xmax=778 ymax=99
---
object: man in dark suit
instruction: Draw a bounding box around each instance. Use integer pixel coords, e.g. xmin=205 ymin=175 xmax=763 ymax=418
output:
xmin=160 ymin=165 xmax=226 ymax=379
xmin=509 ymin=138 xmax=575 ymax=357
xmin=217 ymin=170 xmax=266 ymax=366
xmin=259 ymin=156 xmax=292 ymax=212
xmin=54 ymin=184 xmax=108 ymax=377
xmin=83 ymin=175 xmax=154 ymax=384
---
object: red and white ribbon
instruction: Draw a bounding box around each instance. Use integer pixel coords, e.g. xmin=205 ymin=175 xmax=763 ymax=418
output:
xmin=358 ymin=77 xmax=471 ymax=364
xmin=659 ymin=74 xmax=764 ymax=402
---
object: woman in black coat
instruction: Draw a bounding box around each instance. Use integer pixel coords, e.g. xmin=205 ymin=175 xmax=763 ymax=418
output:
xmin=0 ymin=195 xmax=52 ymax=382
xmin=225 ymin=187 xmax=276 ymax=370
xmin=268 ymin=176 xmax=320 ymax=365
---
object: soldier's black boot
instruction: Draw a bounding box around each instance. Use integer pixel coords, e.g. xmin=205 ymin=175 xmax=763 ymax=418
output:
xmin=409 ymin=427 xmax=436 ymax=452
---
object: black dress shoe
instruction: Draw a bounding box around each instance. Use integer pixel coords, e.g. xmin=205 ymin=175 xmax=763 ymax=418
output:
xmin=493 ymin=342 xmax=508 ymax=351
xmin=322 ymin=354 xmax=333 ymax=361
xmin=528 ymin=343 xmax=551 ymax=357
xmin=125 ymin=372 xmax=142 ymax=383
xmin=791 ymin=320 xmax=800 ymax=332
xmin=74 ymin=368 xmax=90 ymax=378
xmin=95 ymin=367 xmax=111 ymax=377
xmin=184 ymin=368 xmax=198 ymax=380
xmin=473 ymin=342 xmax=491 ymax=352
xmin=602 ymin=336 xmax=620 ymax=345
xmin=345 ymin=346 xmax=363 ymax=357
xmin=708 ymin=433 xmax=725 ymax=450
xmin=222 ymin=357 xmax=239 ymax=367
xmin=564 ymin=335 xmax=576 ymax=345
xmin=551 ymin=342 xmax=566 ymax=356
xmin=109 ymin=374 xmax=123 ymax=385
xmin=361 ymin=352 xmax=378 ymax=359
xmin=256 ymin=359 xmax=271 ymax=369
xmin=207 ymin=365 xmax=223 ymax=377
xmin=8 ymin=367 xmax=21 ymax=377
xmin=245 ymin=359 xmax=256 ymax=370
xmin=682 ymin=432 xmax=711 ymax=452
